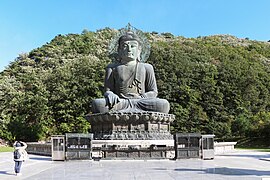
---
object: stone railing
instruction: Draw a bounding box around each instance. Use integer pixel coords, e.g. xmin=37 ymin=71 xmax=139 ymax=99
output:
xmin=214 ymin=142 xmax=237 ymax=155
xmin=25 ymin=141 xmax=238 ymax=158
xmin=26 ymin=142 xmax=51 ymax=156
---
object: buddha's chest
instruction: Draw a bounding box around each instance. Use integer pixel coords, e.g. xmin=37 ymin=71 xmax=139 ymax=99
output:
xmin=114 ymin=65 xmax=144 ymax=83
xmin=113 ymin=64 xmax=145 ymax=94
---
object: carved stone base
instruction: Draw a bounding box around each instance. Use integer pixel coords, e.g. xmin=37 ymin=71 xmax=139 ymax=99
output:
xmin=86 ymin=111 xmax=175 ymax=140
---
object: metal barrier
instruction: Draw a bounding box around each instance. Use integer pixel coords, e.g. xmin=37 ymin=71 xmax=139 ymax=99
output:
xmin=201 ymin=134 xmax=215 ymax=159
xmin=65 ymin=133 xmax=93 ymax=160
xmin=174 ymin=133 xmax=201 ymax=159
xmin=51 ymin=135 xmax=65 ymax=160
xmin=174 ymin=133 xmax=215 ymax=160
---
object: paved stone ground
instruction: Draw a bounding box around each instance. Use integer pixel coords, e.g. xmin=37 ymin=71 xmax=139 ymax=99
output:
xmin=0 ymin=150 xmax=270 ymax=180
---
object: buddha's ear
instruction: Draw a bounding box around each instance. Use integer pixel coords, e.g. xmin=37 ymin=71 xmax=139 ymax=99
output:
xmin=137 ymin=46 xmax=142 ymax=62
xmin=138 ymin=45 xmax=142 ymax=54
xmin=138 ymin=44 xmax=142 ymax=51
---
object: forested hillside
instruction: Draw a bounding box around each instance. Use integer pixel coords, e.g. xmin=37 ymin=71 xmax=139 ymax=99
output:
xmin=0 ymin=28 xmax=269 ymax=142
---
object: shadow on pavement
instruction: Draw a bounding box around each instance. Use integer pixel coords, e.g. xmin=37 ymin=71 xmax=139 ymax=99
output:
xmin=218 ymin=154 xmax=270 ymax=159
xmin=0 ymin=171 xmax=14 ymax=176
xmin=29 ymin=157 xmax=52 ymax=161
xmin=174 ymin=167 xmax=270 ymax=176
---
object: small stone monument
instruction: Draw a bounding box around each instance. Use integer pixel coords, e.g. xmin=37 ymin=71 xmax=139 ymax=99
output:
xmin=86 ymin=25 xmax=175 ymax=159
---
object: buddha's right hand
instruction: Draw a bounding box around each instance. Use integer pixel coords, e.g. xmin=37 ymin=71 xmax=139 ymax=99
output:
xmin=104 ymin=91 xmax=120 ymax=109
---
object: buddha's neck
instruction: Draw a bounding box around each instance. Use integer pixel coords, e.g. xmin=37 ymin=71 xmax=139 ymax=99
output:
xmin=122 ymin=60 xmax=137 ymax=66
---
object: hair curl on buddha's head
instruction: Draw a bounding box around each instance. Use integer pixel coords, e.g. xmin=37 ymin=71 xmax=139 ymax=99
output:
xmin=118 ymin=31 xmax=142 ymax=46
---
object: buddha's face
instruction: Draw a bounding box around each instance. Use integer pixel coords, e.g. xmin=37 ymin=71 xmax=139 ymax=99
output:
xmin=118 ymin=40 xmax=141 ymax=63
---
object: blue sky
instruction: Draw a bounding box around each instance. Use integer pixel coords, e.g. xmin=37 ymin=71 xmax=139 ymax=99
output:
xmin=1 ymin=0 xmax=270 ymax=71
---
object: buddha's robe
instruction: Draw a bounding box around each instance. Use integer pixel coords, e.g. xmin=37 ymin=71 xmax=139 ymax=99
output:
xmin=92 ymin=62 xmax=170 ymax=113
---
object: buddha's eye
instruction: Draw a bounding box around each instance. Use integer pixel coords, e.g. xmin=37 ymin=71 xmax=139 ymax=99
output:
xmin=122 ymin=44 xmax=128 ymax=48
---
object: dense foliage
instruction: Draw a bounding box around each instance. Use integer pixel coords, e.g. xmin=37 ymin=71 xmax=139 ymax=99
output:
xmin=0 ymin=28 xmax=269 ymax=142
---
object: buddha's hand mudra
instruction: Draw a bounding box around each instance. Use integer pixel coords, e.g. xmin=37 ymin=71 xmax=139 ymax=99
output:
xmin=104 ymin=91 xmax=120 ymax=109
xmin=121 ymin=93 xmax=141 ymax=99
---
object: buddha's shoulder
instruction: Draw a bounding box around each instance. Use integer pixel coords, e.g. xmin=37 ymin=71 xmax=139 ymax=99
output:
xmin=140 ymin=63 xmax=154 ymax=70
xmin=106 ymin=63 xmax=120 ymax=69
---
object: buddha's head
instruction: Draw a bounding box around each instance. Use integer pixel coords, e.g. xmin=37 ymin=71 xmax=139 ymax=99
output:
xmin=118 ymin=31 xmax=142 ymax=63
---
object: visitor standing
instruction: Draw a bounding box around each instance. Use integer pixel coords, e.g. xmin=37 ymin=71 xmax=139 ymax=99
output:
xmin=13 ymin=140 xmax=28 ymax=176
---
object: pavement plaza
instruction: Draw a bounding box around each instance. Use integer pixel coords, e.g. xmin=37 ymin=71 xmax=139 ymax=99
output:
xmin=0 ymin=149 xmax=270 ymax=180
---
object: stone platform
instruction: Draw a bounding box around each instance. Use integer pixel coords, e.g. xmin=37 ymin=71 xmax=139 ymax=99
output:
xmin=86 ymin=111 xmax=175 ymax=140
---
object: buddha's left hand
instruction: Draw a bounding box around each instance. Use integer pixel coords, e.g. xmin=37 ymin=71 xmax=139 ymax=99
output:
xmin=121 ymin=93 xmax=141 ymax=99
